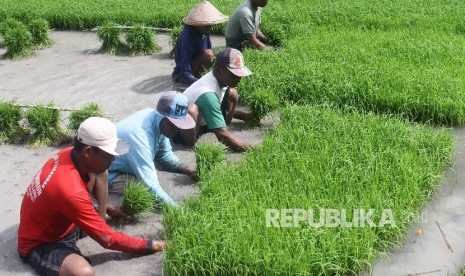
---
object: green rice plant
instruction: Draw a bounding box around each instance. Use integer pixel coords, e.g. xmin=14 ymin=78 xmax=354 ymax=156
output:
xmin=246 ymin=88 xmax=280 ymax=126
xmin=2 ymin=23 xmax=34 ymax=60
xmin=0 ymin=18 xmax=23 ymax=35
xmin=125 ymin=25 xmax=161 ymax=56
xmin=261 ymin=23 xmax=285 ymax=48
xmin=0 ymin=101 xmax=28 ymax=143
xmin=68 ymin=103 xmax=103 ymax=132
xmin=169 ymin=24 xmax=183 ymax=59
xmin=28 ymin=19 xmax=54 ymax=48
xmin=164 ymin=105 xmax=454 ymax=275
xmin=121 ymin=179 xmax=157 ymax=216
xmin=26 ymin=103 xmax=66 ymax=147
xmin=194 ymin=142 xmax=226 ymax=180
xmin=241 ymin=27 xmax=465 ymax=125
xmin=97 ymin=22 xmax=125 ymax=55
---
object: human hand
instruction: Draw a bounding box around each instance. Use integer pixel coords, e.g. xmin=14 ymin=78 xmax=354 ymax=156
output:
xmin=152 ymin=240 xmax=166 ymax=252
xmin=106 ymin=204 xmax=132 ymax=222
xmin=243 ymin=143 xmax=257 ymax=152
xmin=188 ymin=169 xmax=199 ymax=182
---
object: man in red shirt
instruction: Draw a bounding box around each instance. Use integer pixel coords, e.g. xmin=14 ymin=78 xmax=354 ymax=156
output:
xmin=18 ymin=117 xmax=164 ymax=276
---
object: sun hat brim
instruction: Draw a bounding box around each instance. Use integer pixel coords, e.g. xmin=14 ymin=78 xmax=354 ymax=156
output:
xmin=98 ymin=139 xmax=130 ymax=156
xmin=228 ymin=66 xmax=253 ymax=77
xmin=182 ymin=0 xmax=228 ymax=26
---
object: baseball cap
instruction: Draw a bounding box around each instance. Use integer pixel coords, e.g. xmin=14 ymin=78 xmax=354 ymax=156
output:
xmin=156 ymin=91 xmax=196 ymax=129
xmin=215 ymin=47 xmax=252 ymax=77
xmin=77 ymin=117 xmax=130 ymax=156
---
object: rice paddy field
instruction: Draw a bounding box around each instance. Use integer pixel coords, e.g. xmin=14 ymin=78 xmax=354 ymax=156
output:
xmin=164 ymin=106 xmax=453 ymax=275
xmin=2 ymin=0 xmax=465 ymax=123
xmin=1 ymin=0 xmax=462 ymax=274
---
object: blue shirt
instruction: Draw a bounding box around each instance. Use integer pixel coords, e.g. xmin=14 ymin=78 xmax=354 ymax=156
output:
xmin=172 ymin=25 xmax=212 ymax=86
xmin=108 ymin=109 xmax=181 ymax=206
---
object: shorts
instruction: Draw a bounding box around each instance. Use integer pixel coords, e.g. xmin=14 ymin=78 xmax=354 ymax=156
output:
xmin=22 ymin=228 xmax=90 ymax=276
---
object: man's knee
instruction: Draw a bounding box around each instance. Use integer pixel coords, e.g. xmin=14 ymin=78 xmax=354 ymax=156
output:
xmin=202 ymin=49 xmax=214 ymax=59
xmin=193 ymin=50 xmax=214 ymax=75
xmin=188 ymin=103 xmax=200 ymax=121
xmin=228 ymin=87 xmax=239 ymax=103
xmin=60 ymin=254 xmax=95 ymax=276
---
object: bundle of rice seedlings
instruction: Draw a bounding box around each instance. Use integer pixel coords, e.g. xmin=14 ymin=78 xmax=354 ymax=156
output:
xmin=169 ymin=25 xmax=183 ymax=59
xmin=0 ymin=18 xmax=23 ymax=36
xmin=121 ymin=179 xmax=156 ymax=216
xmin=261 ymin=23 xmax=286 ymax=47
xmin=2 ymin=23 xmax=34 ymax=60
xmin=26 ymin=103 xmax=67 ymax=147
xmin=247 ymin=88 xmax=280 ymax=126
xmin=28 ymin=19 xmax=54 ymax=48
xmin=0 ymin=101 xmax=28 ymax=143
xmin=68 ymin=103 xmax=103 ymax=132
xmin=97 ymin=22 xmax=125 ymax=55
xmin=125 ymin=25 xmax=161 ymax=56
xmin=194 ymin=142 xmax=226 ymax=179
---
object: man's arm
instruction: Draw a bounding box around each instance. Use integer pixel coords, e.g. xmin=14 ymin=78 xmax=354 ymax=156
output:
xmin=224 ymin=87 xmax=254 ymax=123
xmin=90 ymin=172 xmax=108 ymax=218
xmin=256 ymin=29 xmax=268 ymax=44
xmin=246 ymin=33 xmax=267 ymax=50
xmin=64 ymin=190 xmax=164 ymax=254
xmin=213 ymin=127 xmax=253 ymax=152
xmin=128 ymin=146 xmax=177 ymax=206
xmin=178 ymin=103 xmax=200 ymax=147
xmin=177 ymin=29 xmax=198 ymax=85
xmin=155 ymin=136 xmax=198 ymax=180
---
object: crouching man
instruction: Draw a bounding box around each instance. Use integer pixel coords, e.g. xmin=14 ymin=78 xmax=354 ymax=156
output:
xmin=18 ymin=117 xmax=164 ymax=276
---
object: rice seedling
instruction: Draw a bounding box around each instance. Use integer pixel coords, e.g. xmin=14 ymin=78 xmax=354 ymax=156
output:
xmin=121 ymin=179 xmax=157 ymax=216
xmin=125 ymin=25 xmax=161 ymax=56
xmin=0 ymin=101 xmax=28 ymax=144
xmin=2 ymin=23 xmax=34 ymax=60
xmin=194 ymin=142 xmax=226 ymax=180
xmin=245 ymin=88 xmax=280 ymax=126
xmin=25 ymin=103 xmax=67 ymax=147
xmin=68 ymin=103 xmax=103 ymax=132
xmin=169 ymin=24 xmax=183 ymax=59
xmin=97 ymin=22 xmax=125 ymax=55
xmin=164 ymin=105 xmax=454 ymax=275
xmin=261 ymin=23 xmax=285 ymax=48
xmin=3 ymin=0 xmax=465 ymax=123
xmin=0 ymin=18 xmax=23 ymax=35
xmin=28 ymin=19 xmax=54 ymax=48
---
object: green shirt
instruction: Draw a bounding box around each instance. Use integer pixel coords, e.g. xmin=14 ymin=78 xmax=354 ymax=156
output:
xmin=195 ymin=92 xmax=226 ymax=130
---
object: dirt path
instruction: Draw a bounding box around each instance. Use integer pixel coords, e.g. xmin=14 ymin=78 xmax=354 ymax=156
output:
xmin=0 ymin=31 xmax=464 ymax=275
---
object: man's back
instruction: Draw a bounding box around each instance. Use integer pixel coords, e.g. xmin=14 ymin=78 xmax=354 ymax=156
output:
xmin=108 ymin=108 xmax=163 ymax=181
xmin=18 ymin=147 xmax=84 ymax=256
xmin=225 ymin=0 xmax=262 ymax=49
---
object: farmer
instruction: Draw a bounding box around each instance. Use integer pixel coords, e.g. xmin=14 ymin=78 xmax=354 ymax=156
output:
xmin=225 ymin=0 xmax=269 ymax=51
xmin=174 ymin=47 xmax=254 ymax=152
xmin=172 ymin=0 xmax=228 ymax=86
xmin=18 ymin=117 xmax=165 ymax=276
xmin=108 ymin=91 xmax=197 ymax=207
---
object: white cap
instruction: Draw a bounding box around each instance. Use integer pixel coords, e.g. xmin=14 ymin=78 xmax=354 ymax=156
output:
xmin=77 ymin=117 xmax=130 ymax=156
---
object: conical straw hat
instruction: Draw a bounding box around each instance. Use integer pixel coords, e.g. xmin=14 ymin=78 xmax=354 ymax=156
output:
xmin=182 ymin=0 xmax=229 ymax=26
